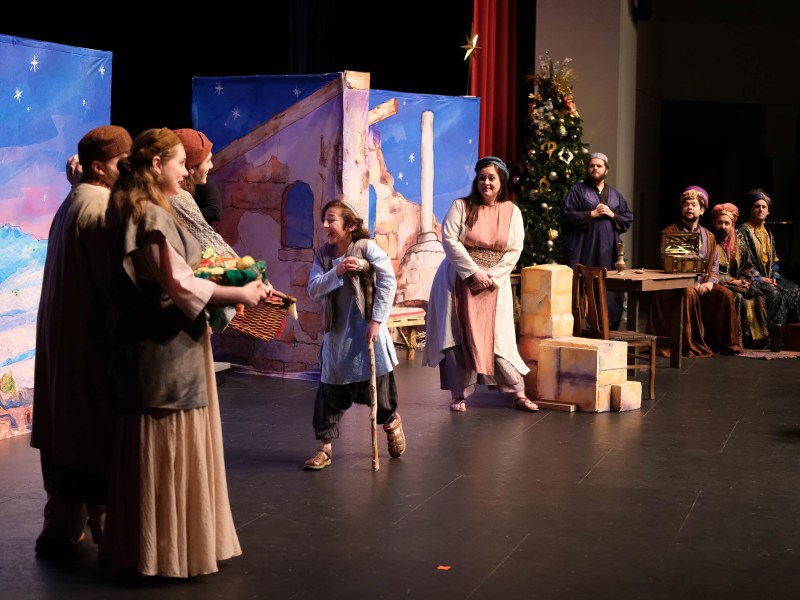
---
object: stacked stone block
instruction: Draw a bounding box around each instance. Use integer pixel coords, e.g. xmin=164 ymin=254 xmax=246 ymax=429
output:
xmin=517 ymin=264 xmax=642 ymax=412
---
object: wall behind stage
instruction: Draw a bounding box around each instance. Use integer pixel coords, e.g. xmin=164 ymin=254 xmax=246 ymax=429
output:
xmin=0 ymin=35 xmax=112 ymax=440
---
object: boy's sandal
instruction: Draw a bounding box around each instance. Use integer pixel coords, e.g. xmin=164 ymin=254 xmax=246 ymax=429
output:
xmin=513 ymin=397 xmax=539 ymax=412
xmin=303 ymin=449 xmax=332 ymax=470
xmin=450 ymin=399 xmax=466 ymax=412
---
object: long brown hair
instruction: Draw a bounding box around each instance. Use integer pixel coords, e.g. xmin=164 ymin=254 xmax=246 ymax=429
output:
xmin=463 ymin=159 xmax=510 ymax=228
xmin=109 ymin=128 xmax=181 ymax=227
xmin=321 ymin=199 xmax=370 ymax=242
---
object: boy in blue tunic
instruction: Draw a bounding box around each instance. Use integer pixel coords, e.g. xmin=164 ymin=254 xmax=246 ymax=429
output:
xmin=304 ymin=199 xmax=406 ymax=470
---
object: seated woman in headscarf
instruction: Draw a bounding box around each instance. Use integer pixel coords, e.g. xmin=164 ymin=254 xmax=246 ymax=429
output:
xmin=710 ymin=202 xmax=769 ymax=349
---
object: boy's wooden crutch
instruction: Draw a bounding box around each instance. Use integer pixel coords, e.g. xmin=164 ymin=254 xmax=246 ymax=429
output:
xmin=368 ymin=340 xmax=380 ymax=471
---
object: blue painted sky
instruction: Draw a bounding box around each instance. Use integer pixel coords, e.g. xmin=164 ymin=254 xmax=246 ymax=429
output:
xmin=192 ymin=74 xmax=479 ymax=223
xmin=0 ymin=34 xmax=112 ymax=240
xmin=0 ymin=35 xmax=111 ymax=390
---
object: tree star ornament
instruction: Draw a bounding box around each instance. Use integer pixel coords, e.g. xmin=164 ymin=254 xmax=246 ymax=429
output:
xmin=461 ymin=33 xmax=480 ymax=61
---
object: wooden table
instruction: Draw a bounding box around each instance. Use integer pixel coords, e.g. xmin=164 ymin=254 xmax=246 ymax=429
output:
xmin=387 ymin=308 xmax=426 ymax=360
xmin=604 ymin=269 xmax=697 ymax=368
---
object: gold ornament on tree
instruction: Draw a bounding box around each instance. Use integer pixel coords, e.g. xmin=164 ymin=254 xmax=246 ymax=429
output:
xmin=538 ymin=177 xmax=551 ymax=193
xmin=547 ymin=228 xmax=559 ymax=241
xmin=540 ymin=141 xmax=557 ymax=159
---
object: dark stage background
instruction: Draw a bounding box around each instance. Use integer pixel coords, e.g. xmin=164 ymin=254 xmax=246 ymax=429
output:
xmin=3 ymin=2 xmax=475 ymax=137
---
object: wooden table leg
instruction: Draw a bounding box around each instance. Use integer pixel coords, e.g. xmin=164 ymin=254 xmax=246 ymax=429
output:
xmin=627 ymin=292 xmax=640 ymax=332
xmin=407 ymin=327 xmax=417 ymax=361
xmin=670 ymin=289 xmax=685 ymax=368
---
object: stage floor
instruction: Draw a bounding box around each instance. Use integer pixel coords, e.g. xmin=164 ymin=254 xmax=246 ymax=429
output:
xmin=2 ymin=350 xmax=800 ymax=599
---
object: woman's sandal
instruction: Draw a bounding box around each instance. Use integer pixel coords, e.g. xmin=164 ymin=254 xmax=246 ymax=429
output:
xmin=303 ymin=448 xmax=332 ymax=470
xmin=450 ymin=399 xmax=466 ymax=412
xmin=513 ymin=397 xmax=539 ymax=412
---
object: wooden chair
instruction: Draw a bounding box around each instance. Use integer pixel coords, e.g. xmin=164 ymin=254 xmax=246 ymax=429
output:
xmin=572 ymin=264 xmax=657 ymax=400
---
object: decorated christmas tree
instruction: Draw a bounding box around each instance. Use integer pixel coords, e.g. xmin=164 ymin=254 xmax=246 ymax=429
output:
xmin=515 ymin=54 xmax=589 ymax=266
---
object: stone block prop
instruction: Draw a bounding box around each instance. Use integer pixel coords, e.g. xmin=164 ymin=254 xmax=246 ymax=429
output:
xmin=537 ymin=337 xmax=632 ymax=413
xmin=612 ymin=381 xmax=642 ymax=412
xmin=518 ymin=264 xmax=574 ymax=338
xmin=519 ymin=264 xmax=574 ymax=401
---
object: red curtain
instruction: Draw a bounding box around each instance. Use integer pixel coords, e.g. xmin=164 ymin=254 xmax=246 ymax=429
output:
xmin=471 ymin=0 xmax=518 ymax=164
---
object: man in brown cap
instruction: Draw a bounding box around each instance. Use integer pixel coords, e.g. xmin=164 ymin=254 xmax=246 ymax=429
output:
xmin=31 ymin=125 xmax=132 ymax=556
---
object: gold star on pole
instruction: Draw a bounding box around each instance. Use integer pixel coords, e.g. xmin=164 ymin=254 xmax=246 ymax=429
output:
xmin=461 ymin=33 xmax=480 ymax=61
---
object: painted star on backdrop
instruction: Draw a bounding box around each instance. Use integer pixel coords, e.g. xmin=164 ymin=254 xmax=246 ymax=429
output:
xmin=215 ymin=82 xmax=224 ymax=95
xmin=293 ymin=86 xmax=301 ymax=98
xmin=408 ymin=153 xmax=416 ymax=163
xmin=460 ymin=33 xmax=479 ymax=61
xmin=30 ymin=55 xmax=39 ymax=72
xmin=99 ymin=65 xmax=105 ymax=78
xmin=398 ymin=172 xmax=405 ymax=181
xmin=14 ymin=88 xmax=22 ymax=102
xmin=232 ymin=108 xmax=241 ymax=119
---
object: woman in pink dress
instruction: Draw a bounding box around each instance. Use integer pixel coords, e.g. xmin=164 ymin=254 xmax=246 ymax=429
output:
xmin=424 ymin=156 xmax=537 ymax=413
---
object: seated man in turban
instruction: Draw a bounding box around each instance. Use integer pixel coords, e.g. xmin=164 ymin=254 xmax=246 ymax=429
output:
xmin=711 ymin=202 xmax=769 ymax=349
xmin=646 ymin=186 xmax=741 ymax=358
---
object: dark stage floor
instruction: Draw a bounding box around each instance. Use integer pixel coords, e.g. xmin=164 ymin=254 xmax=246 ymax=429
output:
xmin=2 ymin=350 xmax=800 ymax=599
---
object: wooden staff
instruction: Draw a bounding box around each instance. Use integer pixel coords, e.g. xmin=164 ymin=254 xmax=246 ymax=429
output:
xmin=368 ymin=340 xmax=380 ymax=471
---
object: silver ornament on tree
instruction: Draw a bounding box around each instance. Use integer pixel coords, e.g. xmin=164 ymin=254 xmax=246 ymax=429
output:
xmin=557 ymin=147 xmax=574 ymax=164
xmin=540 ymin=202 xmax=549 ymax=211
xmin=548 ymin=171 xmax=558 ymax=181
xmin=546 ymin=240 xmax=554 ymax=248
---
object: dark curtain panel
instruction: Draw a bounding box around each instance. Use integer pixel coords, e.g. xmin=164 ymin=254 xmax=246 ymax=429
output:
xmin=471 ymin=0 xmax=519 ymax=164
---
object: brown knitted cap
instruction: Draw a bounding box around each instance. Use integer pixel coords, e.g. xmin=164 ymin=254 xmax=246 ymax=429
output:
xmin=173 ymin=128 xmax=212 ymax=168
xmin=77 ymin=125 xmax=132 ymax=170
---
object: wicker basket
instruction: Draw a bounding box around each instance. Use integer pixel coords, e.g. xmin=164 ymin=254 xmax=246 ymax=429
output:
xmin=227 ymin=293 xmax=295 ymax=342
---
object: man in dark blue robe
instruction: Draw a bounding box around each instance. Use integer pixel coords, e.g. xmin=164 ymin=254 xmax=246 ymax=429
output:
xmin=561 ymin=152 xmax=634 ymax=329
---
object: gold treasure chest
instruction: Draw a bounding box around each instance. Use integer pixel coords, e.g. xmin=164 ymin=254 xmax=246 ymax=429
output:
xmin=662 ymin=231 xmax=707 ymax=274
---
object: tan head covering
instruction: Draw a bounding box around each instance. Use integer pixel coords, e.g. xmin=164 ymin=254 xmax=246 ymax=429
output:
xmin=340 ymin=198 xmax=362 ymax=219
xmin=78 ymin=125 xmax=132 ymax=170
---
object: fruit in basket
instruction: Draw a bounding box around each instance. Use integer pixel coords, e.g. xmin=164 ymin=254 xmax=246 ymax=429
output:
xmin=237 ymin=255 xmax=256 ymax=270
xmin=194 ymin=248 xmax=266 ymax=287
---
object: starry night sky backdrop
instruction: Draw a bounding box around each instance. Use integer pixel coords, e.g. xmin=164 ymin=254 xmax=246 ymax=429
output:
xmin=2 ymin=3 xmax=474 ymax=136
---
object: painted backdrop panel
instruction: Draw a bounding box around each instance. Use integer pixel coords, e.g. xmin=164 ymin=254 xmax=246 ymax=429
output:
xmin=0 ymin=35 xmax=112 ymax=440
xmin=193 ymin=72 xmax=479 ymax=373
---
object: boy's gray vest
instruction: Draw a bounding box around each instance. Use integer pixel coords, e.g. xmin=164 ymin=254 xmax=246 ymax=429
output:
xmin=316 ymin=238 xmax=375 ymax=332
